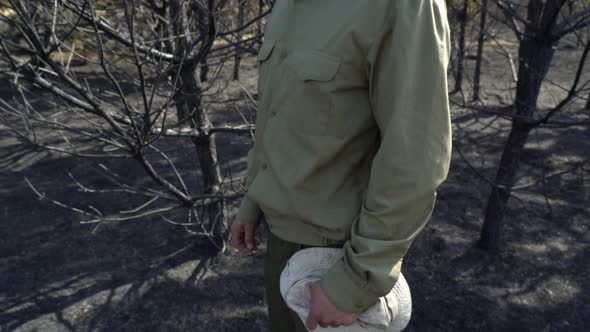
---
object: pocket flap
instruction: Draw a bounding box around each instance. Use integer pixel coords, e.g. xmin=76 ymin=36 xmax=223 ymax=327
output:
xmin=257 ymin=40 xmax=275 ymax=62
xmin=285 ymin=50 xmax=341 ymax=82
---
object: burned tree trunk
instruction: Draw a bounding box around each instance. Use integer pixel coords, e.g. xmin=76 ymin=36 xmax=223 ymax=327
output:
xmin=479 ymin=123 xmax=532 ymax=250
xmin=452 ymin=0 xmax=469 ymax=94
xmin=478 ymin=0 xmax=558 ymax=250
xmin=179 ymin=67 xmax=225 ymax=246
xmin=258 ymin=0 xmax=265 ymax=37
xmin=170 ymin=0 xmax=225 ymax=249
xmin=198 ymin=0 xmax=215 ymax=82
xmin=233 ymin=0 xmax=245 ymax=80
xmin=172 ymin=69 xmax=226 ymax=249
xmin=472 ymin=0 xmax=488 ymax=101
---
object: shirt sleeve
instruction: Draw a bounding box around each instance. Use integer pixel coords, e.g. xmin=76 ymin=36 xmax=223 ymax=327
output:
xmin=319 ymin=0 xmax=452 ymax=313
xmin=235 ymin=147 xmax=263 ymax=225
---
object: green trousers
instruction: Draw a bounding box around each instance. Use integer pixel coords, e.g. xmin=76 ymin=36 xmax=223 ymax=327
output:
xmin=264 ymin=230 xmax=343 ymax=332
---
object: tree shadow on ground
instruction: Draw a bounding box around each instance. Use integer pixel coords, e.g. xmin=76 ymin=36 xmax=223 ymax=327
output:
xmin=0 ymin=149 xmax=226 ymax=331
xmin=73 ymin=266 xmax=267 ymax=332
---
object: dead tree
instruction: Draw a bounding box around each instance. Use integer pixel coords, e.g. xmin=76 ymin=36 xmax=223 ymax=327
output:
xmin=233 ymin=0 xmax=245 ymax=80
xmin=0 ymin=0 xmax=268 ymax=251
xmin=472 ymin=0 xmax=489 ymax=101
xmin=478 ymin=0 xmax=590 ymax=251
xmin=257 ymin=0 xmax=264 ymax=37
xmin=452 ymin=0 xmax=470 ymax=94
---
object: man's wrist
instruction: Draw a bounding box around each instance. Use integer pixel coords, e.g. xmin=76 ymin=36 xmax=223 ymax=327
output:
xmin=236 ymin=196 xmax=262 ymax=225
xmin=319 ymin=256 xmax=380 ymax=313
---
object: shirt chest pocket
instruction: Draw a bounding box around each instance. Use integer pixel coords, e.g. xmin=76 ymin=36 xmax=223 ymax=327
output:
xmin=281 ymin=50 xmax=341 ymax=135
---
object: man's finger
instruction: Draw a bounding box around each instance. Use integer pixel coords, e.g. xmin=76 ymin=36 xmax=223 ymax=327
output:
xmin=231 ymin=222 xmax=246 ymax=250
xmin=340 ymin=316 xmax=357 ymax=326
xmin=244 ymin=223 xmax=256 ymax=250
xmin=328 ymin=322 xmax=339 ymax=328
xmin=305 ymin=312 xmax=318 ymax=331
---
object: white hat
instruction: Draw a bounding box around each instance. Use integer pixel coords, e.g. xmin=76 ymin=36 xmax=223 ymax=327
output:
xmin=280 ymin=248 xmax=412 ymax=332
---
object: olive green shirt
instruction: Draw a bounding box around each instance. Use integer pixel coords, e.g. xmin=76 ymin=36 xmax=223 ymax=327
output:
xmin=236 ymin=0 xmax=452 ymax=313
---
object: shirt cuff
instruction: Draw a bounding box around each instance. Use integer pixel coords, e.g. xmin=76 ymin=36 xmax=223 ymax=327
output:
xmin=235 ymin=195 xmax=262 ymax=225
xmin=319 ymin=254 xmax=380 ymax=313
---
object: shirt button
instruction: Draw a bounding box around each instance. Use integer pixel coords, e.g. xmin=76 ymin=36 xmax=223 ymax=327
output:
xmin=270 ymin=111 xmax=277 ymax=117
xmin=261 ymin=163 xmax=268 ymax=170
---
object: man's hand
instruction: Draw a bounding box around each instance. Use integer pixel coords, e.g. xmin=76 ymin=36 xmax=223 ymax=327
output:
xmin=305 ymin=282 xmax=359 ymax=330
xmin=230 ymin=219 xmax=259 ymax=251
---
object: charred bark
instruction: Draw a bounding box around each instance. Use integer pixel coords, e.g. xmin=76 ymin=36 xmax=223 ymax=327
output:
xmin=233 ymin=0 xmax=245 ymax=80
xmin=478 ymin=0 xmax=558 ymax=250
xmin=258 ymin=0 xmax=264 ymax=37
xmin=472 ymin=0 xmax=488 ymax=101
xmin=170 ymin=0 xmax=225 ymax=250
xmin=452 ymin=0 xmax=469 ymax=94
